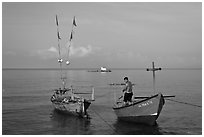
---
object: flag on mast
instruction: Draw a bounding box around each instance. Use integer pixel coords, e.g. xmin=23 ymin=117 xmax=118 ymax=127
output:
xmin=73 ymin=16 xmax=77 ymax=27
xmin=57 ymin=31 xmax=61 ymax=40
xmin=56 ymin=15 xmax=59 ymax=26
xmin=69 ymin=31 xmax=73 ymax=41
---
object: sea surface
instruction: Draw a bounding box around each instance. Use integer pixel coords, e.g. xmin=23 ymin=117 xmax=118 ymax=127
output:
xmin=2 ymin=69 xmax=202 ymax=135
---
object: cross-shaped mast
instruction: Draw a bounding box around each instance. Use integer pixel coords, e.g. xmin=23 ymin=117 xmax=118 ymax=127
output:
xmin=146 ymin=62 xmax=161 ymax=93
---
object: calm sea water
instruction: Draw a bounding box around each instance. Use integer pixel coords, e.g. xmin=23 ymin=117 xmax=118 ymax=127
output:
xmin=2 ymin=69 xmax=202 ymax=135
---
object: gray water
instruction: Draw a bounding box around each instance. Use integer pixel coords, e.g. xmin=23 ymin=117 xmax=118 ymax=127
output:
xmin=2 ymin=69 xmax=202 ymax=135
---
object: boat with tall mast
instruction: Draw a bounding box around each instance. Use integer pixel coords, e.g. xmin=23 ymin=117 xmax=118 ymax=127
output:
xmin=50 ymin=15 xmax=94 ymax=117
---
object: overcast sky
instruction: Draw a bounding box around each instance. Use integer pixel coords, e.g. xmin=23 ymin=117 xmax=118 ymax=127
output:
xmin=2 ymin=2 xmax=202 ymax=68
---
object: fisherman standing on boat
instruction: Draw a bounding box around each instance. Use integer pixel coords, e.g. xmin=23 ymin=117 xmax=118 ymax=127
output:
xmin=122 ymin=77 xmax=133 ymax=105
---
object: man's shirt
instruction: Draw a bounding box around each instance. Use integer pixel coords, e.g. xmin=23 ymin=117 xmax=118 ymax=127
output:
xmin=124 ymin=81 xmax=133 ymax=93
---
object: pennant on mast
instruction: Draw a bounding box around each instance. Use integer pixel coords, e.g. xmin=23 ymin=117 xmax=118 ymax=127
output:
xmin=57 ymin=31 xmax=61 ymax=40
xmin=73 ymin=16 xmax=77 ymax=27
xmin=56 ymin=15 xmax=59 ymax=26
xmin=69 ymin=31 xmax=73 ymax=41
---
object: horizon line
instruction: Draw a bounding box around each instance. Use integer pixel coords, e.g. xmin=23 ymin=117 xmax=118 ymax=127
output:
xmin=2 ymin=67 xmax=202 ymax=70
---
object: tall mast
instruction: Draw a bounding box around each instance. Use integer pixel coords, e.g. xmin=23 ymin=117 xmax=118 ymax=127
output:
xmin=66 ymin=16 xmax=77 ymax=65
xmin=55 ymin=14 xmax=66 ymax=89
xmin=55 ymin=15 xmax=77 ymax=89
xmin=146 ymin=62 xmax=161 ymax=93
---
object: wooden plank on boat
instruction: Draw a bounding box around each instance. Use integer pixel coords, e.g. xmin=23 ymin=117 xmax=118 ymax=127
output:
xmin=134 ymin=95 xmax=175 ymax=99
xmin=109 ymin=83 xmax=135 ymax=86
xmin=73 ymin=92 xmax=92 ymax=94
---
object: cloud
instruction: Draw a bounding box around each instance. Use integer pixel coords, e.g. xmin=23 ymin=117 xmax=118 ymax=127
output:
xmin=32 ymin=45 xmax=100 ymax=60
xmin=69 ymin=45 xmax=99 ymax=57
xmin=48 ymin=47 xmax=58 ymax=53
xmin=33 ymin=46 xmax=58 ymax=60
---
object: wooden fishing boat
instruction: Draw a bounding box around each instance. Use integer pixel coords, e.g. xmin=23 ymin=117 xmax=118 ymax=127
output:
xmin=51 ymin=87 xmax=94 ymax=117
xmin=112 ymin=62 xmax=175 ymax=125
xmin=50 ymin=15 xmax=94 ymax=117
xmin=113 ymin=93 xmax=165 ymax=126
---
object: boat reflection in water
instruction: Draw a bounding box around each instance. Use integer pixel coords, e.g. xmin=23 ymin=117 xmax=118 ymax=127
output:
xmin=113 ymin=119 xmax=162 ymax=135
xmin=50 ymin=109 xmax=92 ymax=134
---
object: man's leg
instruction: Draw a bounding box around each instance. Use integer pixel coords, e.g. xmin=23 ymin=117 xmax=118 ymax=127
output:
xmin=123 ymin=93 xmax=128 ymax=105
xmin=127 ymin=92 xmax=133 ymax=103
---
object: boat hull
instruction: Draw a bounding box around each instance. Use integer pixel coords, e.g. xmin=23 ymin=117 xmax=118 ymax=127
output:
xmin=113 ymin=93 xmax=165 ymax=125
xmin=52 ymin=100 xmax=91 ymax=116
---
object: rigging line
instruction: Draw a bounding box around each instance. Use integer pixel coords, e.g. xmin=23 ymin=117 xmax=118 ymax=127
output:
xmin=57 ymin=28 xmax=63 ymax=82
xmin=90 ymin=108 xmax=118 ymax=134
xmin=66 ymin=22 xmax=75 ymax=64
xmin=165 ymin=98 xmax=202 ymax=108
xmin=66 ymin=16 xmax=77 ymax=64
xmin=64 ymin=17 xmax=75 ymax=87
xmin=66 ymin=39 xmax=71 ymax=64
xmin=56 ymin=15 xmax=65 ymax=88
xmin=57 ymin=28 xmax=61 ymax=59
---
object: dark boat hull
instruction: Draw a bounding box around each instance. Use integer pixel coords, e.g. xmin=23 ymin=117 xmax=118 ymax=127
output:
xmin=51 ymin=87 xmax=94 ymax=117
xmin=113 ymin=93 xmax=165 ymax=125
xmin=52 ymin=99 xmax=91 ymax=117
xmin=118 ymin=115 xmax=158 ymax=125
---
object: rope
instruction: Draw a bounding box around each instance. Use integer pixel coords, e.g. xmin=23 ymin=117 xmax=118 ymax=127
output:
xmin=90 ymin=107 xmax=118 ymax=134
xmin=64 ymin=16 xmax=77 ymax=88
xmin=66 ymin=17 xmax=76 ymax=65
xmin=165 ymin=98 xmax=202 ymax=108
xmin=56 ymin=15 xmax=65 ymax=88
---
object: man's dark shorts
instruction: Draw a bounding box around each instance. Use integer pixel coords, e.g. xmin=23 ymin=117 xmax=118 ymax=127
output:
xmin=124 ymin=92 xmax=133 ymax=102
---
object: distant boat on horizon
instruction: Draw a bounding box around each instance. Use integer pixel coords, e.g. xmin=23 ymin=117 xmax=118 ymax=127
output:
xmin=88 ymin=66 xmax=111 ymax=72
